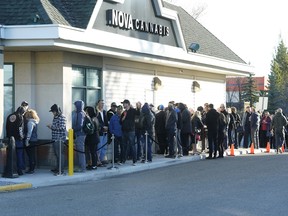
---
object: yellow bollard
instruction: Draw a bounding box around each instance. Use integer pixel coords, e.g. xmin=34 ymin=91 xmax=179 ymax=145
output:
xmin=68 ymin=129 xmax=74 ymax=176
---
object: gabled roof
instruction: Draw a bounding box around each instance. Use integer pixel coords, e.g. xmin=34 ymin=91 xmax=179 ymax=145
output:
xmin=162 ymin=2 xmax=246 ymax=64
xmin=0 ymin=0 xmax=246 ymax=64
xmin=0 ymin=0 xmax=96 ymax=28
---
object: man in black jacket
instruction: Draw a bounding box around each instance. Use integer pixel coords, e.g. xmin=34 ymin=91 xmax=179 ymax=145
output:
xmin=6 ymin=106 xmax=26 ymax=175
xmin=165 ymin=101 xmax=177 ymax=158
xmin=155 ymin=105 xmax=167 ymax=154
xmin=205 ymin=104 xmax=220 ymax=159
xmin=120 ymin=99 xmax=137 ymax=165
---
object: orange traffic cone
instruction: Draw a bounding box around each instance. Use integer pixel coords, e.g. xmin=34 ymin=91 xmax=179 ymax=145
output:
xmin=282 ymin=144 xmax=285 ymax=153
xmin=250 ymin=143 xmax=255 ymax=154
xmin=266 ymin=142 xmax=270 ymax=153
xmin=229 ymin=144 xmax=235 ymax=156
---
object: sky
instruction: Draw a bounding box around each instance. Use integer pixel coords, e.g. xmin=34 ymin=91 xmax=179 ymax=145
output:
xmin=166 ymin=0 xmax=288 ymax=77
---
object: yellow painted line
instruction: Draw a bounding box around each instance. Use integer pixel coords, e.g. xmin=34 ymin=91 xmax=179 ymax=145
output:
xmin=0 ymin=183 xmax=32 ymax=192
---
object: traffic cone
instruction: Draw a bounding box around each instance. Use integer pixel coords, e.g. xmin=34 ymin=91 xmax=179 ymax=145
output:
xmin=266 ymin=142 xmax=270 ymax=153
xmin=282 ymin=144 xmax=285 ymax=153
xmin=250 ymin=143 xmax=255 ymax=154
xmin=229 ymin=144 xmax=235 ymax=156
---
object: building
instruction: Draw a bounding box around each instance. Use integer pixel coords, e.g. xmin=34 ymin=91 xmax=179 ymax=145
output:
xmin=0 ymin=0 xmax=254 ymax=165
xmin=226 ymin=76 xmax=268 ymax=110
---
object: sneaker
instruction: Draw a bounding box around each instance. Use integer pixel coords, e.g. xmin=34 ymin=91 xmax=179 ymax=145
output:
xmin=178 ymin=154 xmax=183 ymax=158
xmin=50 ymin=168 xmax=58 ymax=173
xmin=117 ymin=162 xmax=122 ymax=166
xmin=54 ymin=171 xmax=64 ymax=176
xmin=17 ymin=170 xmax=23 ymax=176
xmin=132 ymin=163 xmax=136 ymax=166
xmin=25 ymin=170 xmax=35 ymax=174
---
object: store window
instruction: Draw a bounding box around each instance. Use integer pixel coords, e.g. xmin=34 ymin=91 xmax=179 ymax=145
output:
xmin=3 ymin=64 xmax=14 ymax=136
xmin=72 ymin=66 xmax=102 ymax=108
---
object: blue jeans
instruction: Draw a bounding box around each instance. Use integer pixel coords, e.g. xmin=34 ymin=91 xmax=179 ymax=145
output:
xmin=75 ymin=135 xmax=86 ymax=170
xmin=98 ymin=134 xmax=107 ymax=162
xmin=122 ymin=131 xmax=136 ymax=163
xmin=135 ymin=129 xmax=144 ymax=160
xmin=275 ymin=131 xmax=285 ymax=150
xmin=15 ymin=140 xmax=25 ymax=171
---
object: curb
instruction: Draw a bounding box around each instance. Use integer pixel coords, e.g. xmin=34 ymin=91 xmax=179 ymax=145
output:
xmin=0 ymin=183 xmax=32 ymax=192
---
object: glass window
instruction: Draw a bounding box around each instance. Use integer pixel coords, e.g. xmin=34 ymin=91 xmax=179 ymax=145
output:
xmin=3 ymin=64 xmax=14 ymax=137
xmin=72 ymin=66 xmax=102 ymax=108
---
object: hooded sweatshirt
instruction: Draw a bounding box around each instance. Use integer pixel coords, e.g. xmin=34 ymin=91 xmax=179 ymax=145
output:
xmin=72 ymin=100 xmax=86 ymax=136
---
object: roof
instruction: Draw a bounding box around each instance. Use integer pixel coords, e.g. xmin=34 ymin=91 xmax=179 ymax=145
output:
xmin=0 ymin=0 xmax=96 ymax=28
xmin=0 ymin=0 xmax=246 ymax=64
xmin=162 ymin=2 xmax=246 ymax=64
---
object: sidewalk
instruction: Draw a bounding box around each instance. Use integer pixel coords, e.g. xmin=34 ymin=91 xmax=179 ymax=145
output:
xmin=0 ymin=147 xmax=277 ymax=192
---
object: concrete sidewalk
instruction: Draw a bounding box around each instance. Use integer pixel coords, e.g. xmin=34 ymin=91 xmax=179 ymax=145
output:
xmin=0 ymin=147 xmax=278 ymax=192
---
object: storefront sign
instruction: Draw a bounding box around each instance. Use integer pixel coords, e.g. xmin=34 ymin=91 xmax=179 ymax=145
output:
xmin=106 ymin=9 xmax=169 ymax=37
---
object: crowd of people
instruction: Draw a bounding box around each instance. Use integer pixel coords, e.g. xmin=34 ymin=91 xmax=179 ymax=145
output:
xmin=5 ymin=99 xmax=288 ymax=176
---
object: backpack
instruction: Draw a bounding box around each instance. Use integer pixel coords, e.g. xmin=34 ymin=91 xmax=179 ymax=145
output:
xmin=82 ymin=115 xmax=95 ymax=135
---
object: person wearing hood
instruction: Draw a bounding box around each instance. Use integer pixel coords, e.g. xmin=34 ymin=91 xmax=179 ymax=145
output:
xmin=140 ymin=103 xmax=154 ymax=162
xmin=72 ymin=100 xmax=87 ymax=172
xmin=6 ymin=106 xmax=26 ymax=175
xmin=24 ymin=109 xmax=40 ymax=174
xmin=272 ymin=108 xmax=288 ymax=153
xmin=47 ymin=104 xmax=66 ymax=175
xmin=178 ymin=103 xmax=192 ymax=156
xmin=155 ymin=105 xmax=167 ymax=154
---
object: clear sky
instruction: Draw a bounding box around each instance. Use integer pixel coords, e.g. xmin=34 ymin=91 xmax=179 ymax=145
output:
xmin=166 ymin=0 xmax=288 ymax=77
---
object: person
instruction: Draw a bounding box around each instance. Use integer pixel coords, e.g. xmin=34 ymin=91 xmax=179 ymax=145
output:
xmin=271 ymin=108 xmax=288 ymax=153
xmin=175 ymin=103 xmax=183 ymax=157
xmin=200 ymin=103 xmax=209 ymax=152
xmin=6 ymin=106 xmax=26 ymax=175
xmin=178 ymin=103 xmax=192 ymax=156
xmin=84 ymin=106 xmax=100 ymax=170
xmin=24 ymin=109 xmax=40 ymax=174
xmin=155 ymin=105 xmax=167 ymax=154
xmin=242 ymin=106 xmax=251 ymax=148
xmin=21 ymin=101 xmax=29 ymax=112
xmin=229 ymin=107 xmax=241 ymax=148
xmin=96 ymin=99 xmax=109 ymax=165
xmin=218 ymin=111 xmax=227 ymax=158
xmin=107 ymin=102 xmax=117 ymax=145
xmin=259 ymin=111 xmax=272 ymax=148
xmin=140 ymin=103 xmax=154 ymax=162
xmin=72 ymin=100 xmax=86 ymax=172
xmin=250 ymin=107 xmax=260 ymax=149
xmin=219 ymin=104 xmax=230 ymax=150
xmin=165 ymin=101 xmax=177 ymax=158
xmin=205 ymin=103 xmax=219 ymax=159
xmin=191 ymin=110 xmax=203 ymax=155
xmin=120 ymin=99 xmax=137 ymax=165
xmin=134 ymin=101 xmax=143 ymax=160
xmin=109 ymin=105 xmax=123 ymax=164
xmin=47 ymin=104 xmax=66 ymax=175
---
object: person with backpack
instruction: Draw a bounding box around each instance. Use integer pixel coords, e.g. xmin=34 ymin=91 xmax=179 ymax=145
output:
xmin=84 ymin=106 xmax=99 ymax=170
xmin=72 ymin=100 xmax=86 ymax=172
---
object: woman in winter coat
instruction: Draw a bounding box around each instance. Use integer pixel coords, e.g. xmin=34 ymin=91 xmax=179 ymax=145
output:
xmin=24 ymin=109 xmax=40 ymax=174
xmin=191 ymin=111 xmax=203 ymax=155
xmin=84 ymin=106 xmax=100 ymax=170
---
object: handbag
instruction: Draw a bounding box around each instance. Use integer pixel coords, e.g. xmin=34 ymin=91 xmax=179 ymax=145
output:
xmin=236 ymin=125 xmax=243 ymax=133
xmin=266 ymin=130 xmax=272 ymax=137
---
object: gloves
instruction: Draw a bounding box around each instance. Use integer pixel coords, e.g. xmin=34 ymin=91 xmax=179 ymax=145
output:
xmin=25 ymin=139 xmax=30 ymax=147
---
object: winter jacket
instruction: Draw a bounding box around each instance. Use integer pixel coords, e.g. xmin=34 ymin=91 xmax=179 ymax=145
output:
xmin=72 ymin=100 xmax=86 ymax=136
xmin=272 ymin=112 xmax=288 ymax=134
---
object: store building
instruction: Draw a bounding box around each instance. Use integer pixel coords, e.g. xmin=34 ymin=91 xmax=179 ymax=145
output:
xmin=0 ymin=0 xmax=254 ymax=165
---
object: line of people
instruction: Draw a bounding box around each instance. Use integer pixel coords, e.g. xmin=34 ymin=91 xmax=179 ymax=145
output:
xmin=6 ymin=98 xmax=288 ymax=177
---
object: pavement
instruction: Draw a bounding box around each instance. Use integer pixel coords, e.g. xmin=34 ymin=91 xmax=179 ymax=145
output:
xmin=0 ymin=147 xmax=278 ymax=192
